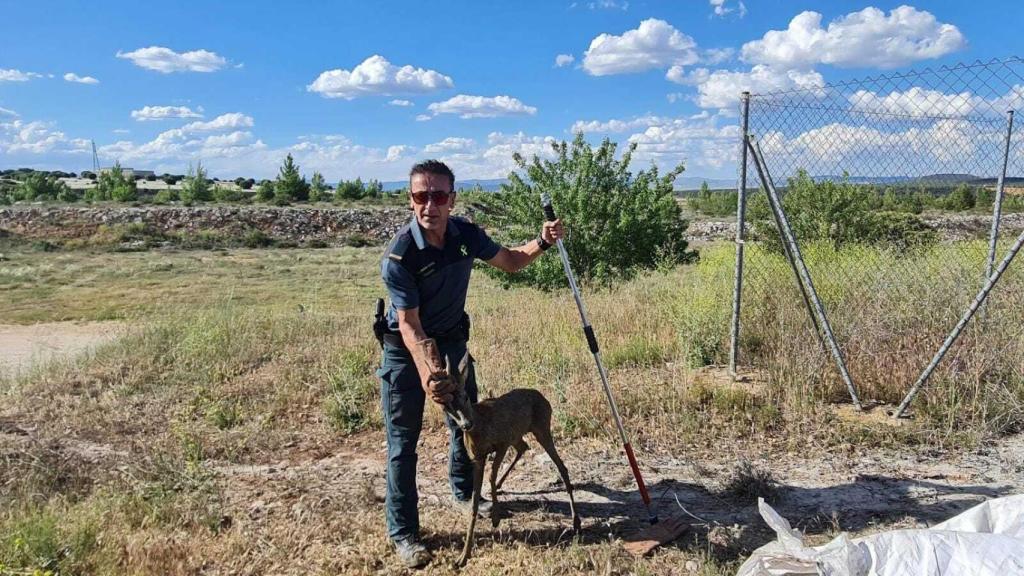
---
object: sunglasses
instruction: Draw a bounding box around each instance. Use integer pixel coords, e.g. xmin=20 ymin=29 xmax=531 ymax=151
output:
xmin=411 ymin=190 xmax=453 ymax=206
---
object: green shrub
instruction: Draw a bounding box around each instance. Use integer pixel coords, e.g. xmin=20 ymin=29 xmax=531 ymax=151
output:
xmin=179 ymin=162 xmax=212 ymax=205
xmin=750 ymin=171 xmax=935 ymax=252
xmin=242 ymin=229 xmax=273 ymax=248
xmin=944 ymin=184 xmax=976 ymax=211
xmin=153 ymin=189 xmax=179 ymax=204
xmin=690 ymin=181 xmax=737 ymax=216
xmin=255 ymin=180 xmax=275 ymax=203
xmin=479 ymin=133 xmax=694 ymax=289
xmin=212 ymin=185 xmax=243 ymax=203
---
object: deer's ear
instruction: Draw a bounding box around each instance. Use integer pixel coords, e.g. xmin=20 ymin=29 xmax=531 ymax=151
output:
xmin=458 ymin=351 xmax=471 ymax=383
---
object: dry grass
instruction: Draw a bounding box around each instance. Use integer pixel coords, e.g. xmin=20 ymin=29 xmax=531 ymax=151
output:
xmin=1 ymin=239 xmax=1023 ymax=573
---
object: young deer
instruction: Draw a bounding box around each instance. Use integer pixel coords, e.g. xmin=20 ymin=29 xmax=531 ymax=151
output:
xmin=444 ymin=351 xmax=582 ymax=567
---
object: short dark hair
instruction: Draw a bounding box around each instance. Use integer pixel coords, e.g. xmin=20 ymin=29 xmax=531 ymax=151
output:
xmin=409 ymin=160 xmax=455 ymax=191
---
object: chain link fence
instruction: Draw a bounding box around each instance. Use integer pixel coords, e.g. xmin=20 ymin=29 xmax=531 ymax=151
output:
xmin=729 ymin=58 xmax=1024 ymax=420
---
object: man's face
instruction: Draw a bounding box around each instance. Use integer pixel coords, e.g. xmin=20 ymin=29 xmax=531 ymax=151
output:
xmin=409 ymin=172 xmax=455 ymax=231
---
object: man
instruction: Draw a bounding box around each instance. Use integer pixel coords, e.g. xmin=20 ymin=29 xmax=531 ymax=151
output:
xmin=377 ymin=159 xmax=563 ymax=568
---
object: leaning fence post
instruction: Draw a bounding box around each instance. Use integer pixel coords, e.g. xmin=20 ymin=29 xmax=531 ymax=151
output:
xmin=987 ymin=110 xmax=1015 ymax=280
xmin=748 ymin=138 xmax=863 ymax=410
xmin=894 ymin=226 xmax=1024 ymax=418
xmin=728 ymin=91 xmax=751 ymax=378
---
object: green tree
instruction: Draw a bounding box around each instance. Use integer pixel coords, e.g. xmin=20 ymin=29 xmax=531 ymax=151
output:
xmin=365 ymin=178 xmax=384 ymax=198
xmin=944 ymin=184 xmax=977 ymax=211
xmin=89 ymin=162 xmax=136 ymax=202
xmin=274 ymin=154 xmax=309 ymax=203
xmin=15 ymin=173 xmax=72 ymax=201
xmin=335 ymin=177 xmax=365 ymax=201
xmin=309 ymin=171 xmax=327 ymax=202
xmin=179 ymin=161 xmax=213 ymax=205
xmin=255 ymin=179 xmax=275 ymax=203
xmin=479 ymin=133 xmax=693 ymax=289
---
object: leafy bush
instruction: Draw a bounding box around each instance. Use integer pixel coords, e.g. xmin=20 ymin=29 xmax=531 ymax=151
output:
xmin=750 ymin=170 xmax=935 ymax=252
xmin=335 ymin=178 xmax=365 ymax=201
xmin=944 ymin=184 xmax=976 ymax=211
xmin=153 ymin=189 xmax=179 ymax=204
xmin=309 ymin=172 xmax=328 ymax=202
xmin=179 ymin=162 xmax=212 ymax=205
xmin=479 ymin=133 xmax=693 ymax=289
xmin=86 ymin=163 xmax=136 ymax=202
xmin=255 ymin=180 xmax=274 ymax=203
xmin=689 ymin=181 xmax=737 ymax=216
xmin=13 ymin=173 xmax=72 ymax=202
xmin=212 ymin=185 xmax=243 ymax=203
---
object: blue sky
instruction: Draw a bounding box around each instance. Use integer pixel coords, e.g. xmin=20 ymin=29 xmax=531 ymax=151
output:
xmin=0 ymin=1 xmax=1018 ymax=182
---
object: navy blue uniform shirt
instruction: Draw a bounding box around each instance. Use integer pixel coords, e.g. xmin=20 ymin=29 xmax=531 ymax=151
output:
xmin=381 ymin=216 xmax=502 ymax=335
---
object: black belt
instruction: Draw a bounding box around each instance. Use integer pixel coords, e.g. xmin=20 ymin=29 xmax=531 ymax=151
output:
xmin=381 ymin=315 xmax=471 ymax=349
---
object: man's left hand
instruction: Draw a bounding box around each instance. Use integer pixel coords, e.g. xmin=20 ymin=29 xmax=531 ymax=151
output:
xmin=541 ymin=219 xmax=564 ymax=245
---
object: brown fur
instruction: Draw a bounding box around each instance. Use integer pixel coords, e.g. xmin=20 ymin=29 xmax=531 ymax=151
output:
xmin=446 ymin=354 xmax=581 ymax=567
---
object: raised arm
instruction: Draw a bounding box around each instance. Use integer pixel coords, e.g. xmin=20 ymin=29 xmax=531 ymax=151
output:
xmin=485 ymin=218 xmax=563 ymax=274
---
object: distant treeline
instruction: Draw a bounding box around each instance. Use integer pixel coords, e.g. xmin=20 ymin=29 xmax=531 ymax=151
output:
xmin=686 ymin=178 xmax=1024 ymax=217
xmin=0 ymin=159 xmax=494 ymax=207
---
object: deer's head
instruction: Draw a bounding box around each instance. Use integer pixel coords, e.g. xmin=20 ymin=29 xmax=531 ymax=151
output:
xmin=444 ymin=351 xmax=475 ymax=431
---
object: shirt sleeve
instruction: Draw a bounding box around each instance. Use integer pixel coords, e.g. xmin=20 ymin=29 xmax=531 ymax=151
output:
xmin=381 ymin=258 xmax=420 ymax=310
xmin=474 ymin=224 xmax=503 ymax=261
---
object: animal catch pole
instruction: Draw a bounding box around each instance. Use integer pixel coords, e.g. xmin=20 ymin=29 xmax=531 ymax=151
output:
xmin=540 ymin=192 xmax=657 ymax=525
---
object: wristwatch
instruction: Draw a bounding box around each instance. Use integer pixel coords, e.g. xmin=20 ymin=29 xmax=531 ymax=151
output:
xmin=536 ymin=235 xmax=551 ymax=251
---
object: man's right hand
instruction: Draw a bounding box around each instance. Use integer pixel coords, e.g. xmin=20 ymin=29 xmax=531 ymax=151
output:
xmin=425 ymin=373 xmax=455 ymax=405
xmin=412 ymin=337 xmax=455 ymax=405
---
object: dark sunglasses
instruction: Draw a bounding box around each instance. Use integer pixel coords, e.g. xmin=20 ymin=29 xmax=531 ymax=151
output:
xmin=411 ymin=190 xmax=453 ymax=205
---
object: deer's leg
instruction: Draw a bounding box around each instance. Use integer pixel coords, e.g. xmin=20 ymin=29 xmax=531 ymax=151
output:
xmin=494 ymin=439 xmax=528 ymax=492
xmin=489 ymin=445 xmax=508 ymax=527
xmin=456 ymin=458 xmax=486 ymax=567
xmin=532 ymin=428 xmax=582 ymax=534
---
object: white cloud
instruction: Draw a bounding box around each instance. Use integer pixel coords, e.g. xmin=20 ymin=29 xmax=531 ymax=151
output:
xmin=849 ymin=87 xmax=988 ymax=118
xmin=588 ymin=0 xmax=628 ymax=10
xmin=757 ymin=118 xmax=985 ymax=177
xmin=426 ymin=95 xmax=537 ymax=119
xmin=116 ymin=46 xmax=228 ymax=73
xmin=626 ymin=114 xmax=741 ymax=169
xmin=582 ymin=18 xmax=699 ymax=76
xmin=0 ymin=107 xmax=18 ymax=117
xmin=555 ymin=54 xmax=576 ymax=68
xmin=181 ymin=113 xmax=254 ymax=132
xmin=131 ymin=105 xmax=204 ymax=121
xmin=415 ymin=114 xmax=432 ymax=122
xmin=386 ymin=145 xmax=414 ymax=162
xmin=0 ymin=119 xmax=90 ymax=155
xmin=741 ymin=6 xmax=965 ymax=70
xmin=63 ymin=72 xmax=99 ymax=84
xmin=686 ymin=64 xmax=825 ymax=109
xmin=701 ymin=48 xmax=735 ymax=65
xmin=710 ymin=0 xmax=746 ymax=18
xmin=423 ymin=137 xmax=476 ymax=155
xmin=388 ymin=99 xmax=414 ymax=107
xmin=571 ymin=115 xmax=672 ymax=134
xmin=307 ymin=55 xmax=453 ymax=100
xmin=0 ymin=69 xmax=42 ymax=82
xmin=113 ymin=128 xmax=130 ymax=134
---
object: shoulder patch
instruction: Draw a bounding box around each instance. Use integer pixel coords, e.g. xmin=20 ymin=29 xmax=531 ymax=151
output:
xmin=388 ymin=253 xmax=403 ymax=262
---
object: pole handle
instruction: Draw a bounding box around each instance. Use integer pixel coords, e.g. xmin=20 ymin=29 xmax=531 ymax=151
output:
xmin=540 ymin=192 xmax=557 ymax=222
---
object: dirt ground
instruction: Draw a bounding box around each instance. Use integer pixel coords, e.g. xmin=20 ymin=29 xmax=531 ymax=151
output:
xmin=0 ymin=321 xmax=124 ymax=376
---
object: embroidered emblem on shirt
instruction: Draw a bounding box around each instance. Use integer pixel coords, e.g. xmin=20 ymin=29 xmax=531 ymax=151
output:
xmin=459 ymin=244 xmax=469 ymax=257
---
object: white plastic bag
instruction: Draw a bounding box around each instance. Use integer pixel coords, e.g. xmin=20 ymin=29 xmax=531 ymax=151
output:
xmin=736 ymin=495 xmax=1024 ymax=576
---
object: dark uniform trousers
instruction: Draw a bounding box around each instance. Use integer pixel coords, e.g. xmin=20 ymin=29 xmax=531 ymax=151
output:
xmin=377 ymin=338 xmax=479 ymax=541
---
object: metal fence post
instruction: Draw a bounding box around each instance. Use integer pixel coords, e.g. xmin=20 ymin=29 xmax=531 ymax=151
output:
xmin=748 ymin=138 xmax=863 ymax=410
xmin=894 ymin=226 xmax=1024 ymax=418
xmin=728 ymin=92 xmax=751 ymax=378
xmin=987 ymin=110 xmax=1015 ymax=280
